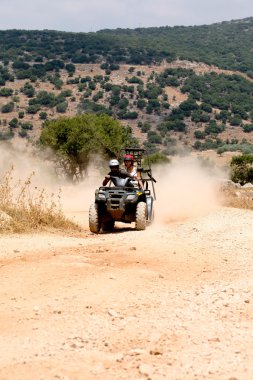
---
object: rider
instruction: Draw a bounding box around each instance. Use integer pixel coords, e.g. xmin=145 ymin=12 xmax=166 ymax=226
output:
xmin=102 ymin=159 xmax=132 ymax=186
xmin=123 ymin=154 xmax=143 ymax=189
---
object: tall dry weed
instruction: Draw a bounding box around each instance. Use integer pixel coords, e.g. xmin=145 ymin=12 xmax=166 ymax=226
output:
xmin=0 ymin=168 xmax=79 ymax=233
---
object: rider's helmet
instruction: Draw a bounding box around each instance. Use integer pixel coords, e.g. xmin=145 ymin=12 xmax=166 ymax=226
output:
xmin=109 ymin=159 xmax=119 ymax=168
xmin=123 ymin=154 xmax=134 ymax=163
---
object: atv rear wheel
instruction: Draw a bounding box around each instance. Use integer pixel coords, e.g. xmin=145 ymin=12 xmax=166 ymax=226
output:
xmin=89 ymin=203 xmax=101 ymax=233
xmin=135 ymin=202 xmax=147 ymax=231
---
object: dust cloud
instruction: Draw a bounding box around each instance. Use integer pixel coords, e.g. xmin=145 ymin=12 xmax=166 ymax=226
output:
xmin=153 ymin=157 xmax=225 ymax=224
xmin=0 ymin=139 xmax=101 ymax=222
xmin=0 ymin=139 xmax=227 ymax=228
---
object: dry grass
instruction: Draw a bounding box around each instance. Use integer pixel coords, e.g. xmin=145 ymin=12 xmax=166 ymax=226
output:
xmin=0 ymin=168 xmax=80 ymax=233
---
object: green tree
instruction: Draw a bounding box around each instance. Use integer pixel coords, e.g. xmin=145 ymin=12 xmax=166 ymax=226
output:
xmin=65 ymin=63 xmax=76 ymax=75
xmin=40 ymin=113 xmax=137 ymax=180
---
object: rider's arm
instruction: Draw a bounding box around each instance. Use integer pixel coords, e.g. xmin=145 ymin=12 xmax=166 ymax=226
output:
xmin=119 ymin=168 xmax=132 ymax=178
xmin=103 ymin=174 xmax=111 ymax=186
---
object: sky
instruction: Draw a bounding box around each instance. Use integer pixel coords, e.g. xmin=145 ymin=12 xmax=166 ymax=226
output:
xmin=0 ymin=0 xmax=252 ymax=32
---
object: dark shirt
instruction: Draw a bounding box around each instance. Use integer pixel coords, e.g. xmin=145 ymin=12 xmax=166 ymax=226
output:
xmin=108 ymin=169 xmax=132 ymax=178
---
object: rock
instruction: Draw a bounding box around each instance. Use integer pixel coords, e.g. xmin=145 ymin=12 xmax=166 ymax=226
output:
xmin=139 ymin=363 xmax=154 ymax=377
xmin=114 ymin=353 xmax=124 ymax=362
xmin=130 ymin=246 xmax=137 ymax=251
xmin=149 ymin=348 xmax=163 ymax=355
xmin=243 ymin=183 xmax=253 ymax=188
xmin=129 ymin=348 xmax=146 ymax=355
xmin=108 ymin=309 xmax=118 ymax=317
xmin=219 ymin=179 xmax=241 ymax=190
xmin=208 ymin=337 xmax=220 ymax=342
xmin=0 ymin=211 xmax=12 ymax=227
xmin=53 ymin=309 xmax=62 ymax=314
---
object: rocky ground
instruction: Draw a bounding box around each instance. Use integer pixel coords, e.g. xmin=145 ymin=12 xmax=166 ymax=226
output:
xmin=0 ymin=206 xmax=253 ymax=380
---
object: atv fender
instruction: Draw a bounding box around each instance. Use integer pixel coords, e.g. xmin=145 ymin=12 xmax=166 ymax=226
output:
xmin=146 ymin=196 xmax=154 ymax=222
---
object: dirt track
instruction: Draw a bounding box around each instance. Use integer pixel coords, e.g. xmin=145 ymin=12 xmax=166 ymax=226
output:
xmin=1 ymin=207 xmax=253 ymax=380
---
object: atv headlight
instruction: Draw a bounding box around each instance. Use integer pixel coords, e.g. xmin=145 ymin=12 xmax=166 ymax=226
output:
xmin=126 ymin=194 xmax=137 ymax=201
xmin=98 ymin=193 xmax=106 ymax=200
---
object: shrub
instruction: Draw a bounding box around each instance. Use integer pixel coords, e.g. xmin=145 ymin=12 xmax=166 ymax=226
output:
xmin=26 ymin=104 xmax=40 ymax=114
xmin=0 ymin=130 xmax=14 ymax=140
xmin=21 ymin=122 xmax=33 ymax=130
xmin=0 ymin=88 xmax=13 ymax=97
xmin=9 ymin=118 xmax=18 ymax=128
xmin=147 ymin=131 xmax=162 ymax=144
xmin=18 ymin=111 xmax=25 ymax=119
xmin=0 ymin=169 xmax=79 ymax=233
xmin=2 ymin=102 xmax=14 ymax=113
xmin=243 ymin=124 xmax=253 ymax=133
xmin=56 ymin=101 xmax=68 ymax=113
xmin=39 ymin=111 xmax=47 ymax=120
xmin=230 ymin=154 xmax=253 ymax=184
xmin=194 ymin=130 xmax=205 ymax=139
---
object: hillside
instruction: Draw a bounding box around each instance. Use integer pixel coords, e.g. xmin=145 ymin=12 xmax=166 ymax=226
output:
xmin=1 ymin=18 xmax=253 ymax=72
xmin=1 ymin=19 xmax=253 ymax=156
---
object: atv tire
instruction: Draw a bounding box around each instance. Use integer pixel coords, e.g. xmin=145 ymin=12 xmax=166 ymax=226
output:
xmin=89 ymin=203 xmax=101 ymax=233
xmin=135 ymin=202 xmax=147 ymax=231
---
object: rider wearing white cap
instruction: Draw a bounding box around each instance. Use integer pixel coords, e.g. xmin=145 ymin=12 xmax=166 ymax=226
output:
xmin=102 ymin=159 xmax=132 ymax=186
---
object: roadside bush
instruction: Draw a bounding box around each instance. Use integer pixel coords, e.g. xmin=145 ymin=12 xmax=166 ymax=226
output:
xmin=230 ymin=154 xmax=253 ymax=184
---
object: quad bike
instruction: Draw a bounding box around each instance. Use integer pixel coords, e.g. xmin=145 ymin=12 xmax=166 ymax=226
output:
xmin=89 ymin=148 xmax=156 ymax=233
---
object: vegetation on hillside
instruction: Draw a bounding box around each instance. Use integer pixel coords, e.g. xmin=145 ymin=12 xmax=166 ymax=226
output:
xmin=1 ymin=18 xmax=253 ymax=72
xmin=1 ymin=18 xmax=253 ymax=157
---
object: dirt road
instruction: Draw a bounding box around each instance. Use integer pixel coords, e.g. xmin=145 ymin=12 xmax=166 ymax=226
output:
xmin=1 ymin=207 xmax=253 ymax=380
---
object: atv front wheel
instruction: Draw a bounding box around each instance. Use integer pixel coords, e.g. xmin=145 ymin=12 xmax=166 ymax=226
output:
xmin=135 ymin=202 xmax=147 ymax=231
xmin=89 ymin=203 xmax=101 ymax=233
